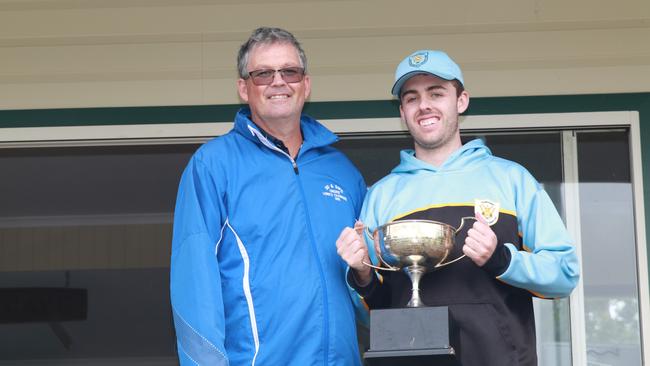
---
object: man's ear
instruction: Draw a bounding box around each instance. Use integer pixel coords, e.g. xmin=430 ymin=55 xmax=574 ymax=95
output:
xmin=303 ymin=74 xmax=311 ymax=100
xmin=237 ymin=78 xmax=249 ymax=103
xmin=457 ymin=90 xmax=470 ymax=114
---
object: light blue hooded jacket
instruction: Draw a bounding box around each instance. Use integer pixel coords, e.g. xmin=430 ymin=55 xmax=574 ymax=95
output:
xmin=355 ymin=138 xmax=580 ymax=365
xmin=361 ymin=138 xmax=580 ymax=298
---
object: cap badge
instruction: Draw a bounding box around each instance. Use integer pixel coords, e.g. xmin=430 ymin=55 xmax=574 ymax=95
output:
xmin=408 ymin=52 xmax=428 ymax=67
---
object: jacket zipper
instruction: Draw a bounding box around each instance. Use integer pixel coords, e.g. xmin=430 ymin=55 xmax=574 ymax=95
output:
xmin=251 ymin=127 xmax=329 ymax=363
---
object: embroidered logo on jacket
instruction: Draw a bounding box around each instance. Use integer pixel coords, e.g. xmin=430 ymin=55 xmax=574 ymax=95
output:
xmin=322 ymin=184 xmax=348 ymax=202
xmin=474 ymin=199 xmax=500 ymax=226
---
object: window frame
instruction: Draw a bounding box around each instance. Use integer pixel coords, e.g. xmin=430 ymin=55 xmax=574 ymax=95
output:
xmin=1 ymin=110 xmax=647 ymax=365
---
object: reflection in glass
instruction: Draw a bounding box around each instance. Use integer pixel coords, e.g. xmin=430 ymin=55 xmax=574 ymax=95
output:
xmin=0 ymin=144 xmax=198 ymax=365
xmin=577 ymin=131 xmax=641 ymax=366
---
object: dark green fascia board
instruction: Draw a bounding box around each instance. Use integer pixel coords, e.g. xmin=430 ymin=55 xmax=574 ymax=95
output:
xmin=0 ymin=101 xmax=401 ymax=128
xmin=468 ymin=92 xmax=650 ymax=116
xmin=0 ymin=104 xmax=241 ymax=128
xmin=313 ymin=93 xmax=650 ymax=118
xmin=1 ymin=93 xmax=649 ymax=128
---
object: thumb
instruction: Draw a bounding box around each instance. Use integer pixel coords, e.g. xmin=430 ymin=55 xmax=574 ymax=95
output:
xmin=474 ymin=211 xmax=488 ymax=225
xmin=353 ymin=220 xmax=364 ymax=235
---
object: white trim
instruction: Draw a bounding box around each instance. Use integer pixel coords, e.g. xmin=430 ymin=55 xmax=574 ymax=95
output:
xmin=459 ymin=111 xmax=634 ymax=130
xmin=0 ymin=357 xmax=178 ymax=366
xmin=323 ymin=111 xmax=636 ymax=134
xmin=0 ymin=212 xmax=172 ymax=228
xmin=562 ymin=131 xmax=587 ymax=366
xmin=214 ymin=220 xmax=229 ymax=255
xmin=0 ymin=122 xmax=229 ymax=147
xmin=630 ymin=112 xmax=650 ymax=366
xmin=0 ymin=111 xmax=634 ymax=147
xmin=225 ymin=221 xmax=259 ymax=366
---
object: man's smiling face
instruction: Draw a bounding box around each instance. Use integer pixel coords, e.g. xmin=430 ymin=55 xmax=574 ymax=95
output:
xmin=399 ymin=73 xmax=468 ymax=157
xmin=237 ymin=42 xmax=311 ymax=128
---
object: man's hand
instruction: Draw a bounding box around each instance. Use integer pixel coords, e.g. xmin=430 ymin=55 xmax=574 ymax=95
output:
xmin=336 ymin=221 xmax=373 ymax=286
xmin=462 ymin=213 xmax=498 ymax=267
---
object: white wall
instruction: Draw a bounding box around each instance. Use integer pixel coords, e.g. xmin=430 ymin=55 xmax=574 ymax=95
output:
xmin=1 ymin=0 xmax=649 ymax=110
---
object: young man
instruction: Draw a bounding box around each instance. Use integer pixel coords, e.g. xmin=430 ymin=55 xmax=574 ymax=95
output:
xmin=171 ymin=27 xmax=367 ymax=365
xmin=336 ymin=50 xmax=580 ymax=365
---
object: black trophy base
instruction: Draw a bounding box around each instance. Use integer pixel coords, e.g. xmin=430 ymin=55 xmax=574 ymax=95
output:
xmin=363 ymin=306 xmax=460 ymax=366
xmin=364 ymin=348 xmax=459 ymax=366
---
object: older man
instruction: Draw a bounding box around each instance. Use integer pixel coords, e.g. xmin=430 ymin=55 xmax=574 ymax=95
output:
xmin=171 ymin=27 xmax=366 ymax=365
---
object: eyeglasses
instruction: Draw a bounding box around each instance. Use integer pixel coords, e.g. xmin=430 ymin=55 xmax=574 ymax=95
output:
xmin=246 ymin=67 xmax=305 ymax=86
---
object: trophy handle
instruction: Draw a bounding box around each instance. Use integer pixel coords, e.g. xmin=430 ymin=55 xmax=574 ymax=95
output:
xmin=362 ymin=259 xmax=400 ymax=272
xmin=361 ymin=226 xmax=400 ymax=271
xmin=436 ymin=254 xmax=465 ymax=268
xmin=455 ymin=216 xmax=477 ymax=234
xmin=364 ymin=225 xmax=374 ymax=239
xmin=436 ymin=216 xmax=477 ymax=268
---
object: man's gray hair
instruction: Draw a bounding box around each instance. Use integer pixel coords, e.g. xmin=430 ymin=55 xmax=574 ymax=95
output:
xmin=237 ymin=27 xmax=308 ymax=79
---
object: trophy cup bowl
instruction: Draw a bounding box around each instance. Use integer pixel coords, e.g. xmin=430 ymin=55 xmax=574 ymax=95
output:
xmin=365 ymin=217 xmax=475 ymax=307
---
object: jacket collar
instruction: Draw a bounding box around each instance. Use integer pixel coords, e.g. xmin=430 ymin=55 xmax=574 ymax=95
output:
xmin=233 ymin=107 xmax=339 ymax=154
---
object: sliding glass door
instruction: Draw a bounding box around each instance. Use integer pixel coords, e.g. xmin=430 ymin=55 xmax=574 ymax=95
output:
xmin=574 ymin=130 xmax=642 ymax=365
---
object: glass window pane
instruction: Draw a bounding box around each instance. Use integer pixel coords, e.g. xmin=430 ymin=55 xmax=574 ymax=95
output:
xmin=335 ymin=134 xmax=412 ymax=186
xmin=0 ymin=144 xmax=198 ymax=365
xmin=576 ymin=130 xmax=642 ymax=365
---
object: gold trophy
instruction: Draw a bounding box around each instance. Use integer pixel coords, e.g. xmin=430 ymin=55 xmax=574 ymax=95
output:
xmin=362 ymin=217 xmax=475 ymax=365
xmin=364 ymin=217 xmax=475 ymax=307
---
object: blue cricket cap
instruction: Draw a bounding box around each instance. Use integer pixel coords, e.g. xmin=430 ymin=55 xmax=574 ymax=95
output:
xmin=391 ymin=50 xmax=464 ymax=97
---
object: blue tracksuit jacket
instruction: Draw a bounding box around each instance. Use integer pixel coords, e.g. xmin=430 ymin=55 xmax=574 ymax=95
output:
xmin=171 ymin=108 xmax=367 ymax=365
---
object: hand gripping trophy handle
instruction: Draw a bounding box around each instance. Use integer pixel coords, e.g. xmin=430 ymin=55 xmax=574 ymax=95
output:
xmin=434 ymin=216 xmax=476 ymax=268
xmin=362 ymin=226 xmax=400 ymax=271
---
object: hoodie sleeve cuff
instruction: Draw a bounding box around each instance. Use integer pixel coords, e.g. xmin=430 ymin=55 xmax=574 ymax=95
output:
xmin=347 ymin=269 xmax=379 ymax=298
xmin=482 ymin=244 xmax=512 ymax=277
